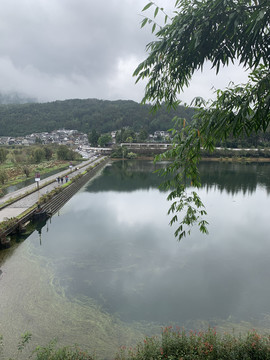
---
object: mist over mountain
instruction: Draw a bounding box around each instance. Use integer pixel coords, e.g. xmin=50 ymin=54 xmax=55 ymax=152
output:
xmin=0 ymin=92 xmax=37 ymax=105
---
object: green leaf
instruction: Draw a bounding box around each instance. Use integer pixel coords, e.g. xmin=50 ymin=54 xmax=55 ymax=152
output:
xmin=142 ymin=2 xmax=154 ymax=11
xmin=154 ymin=6 xmax=159 ymax=18
xmin=141 ymin=18 xmax=148 ymax=28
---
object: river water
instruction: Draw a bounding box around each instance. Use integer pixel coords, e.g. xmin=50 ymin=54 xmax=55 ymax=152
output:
xmin=0 ymin=160 xmax=270 ymax=358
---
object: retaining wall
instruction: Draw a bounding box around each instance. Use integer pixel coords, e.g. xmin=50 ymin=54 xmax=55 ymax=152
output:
xmin=41 ymin=158 xmax=109 ymax=215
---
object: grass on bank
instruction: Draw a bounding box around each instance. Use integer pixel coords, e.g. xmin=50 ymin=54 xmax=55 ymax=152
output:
xmin=0 ymin=144 xmax=83 ymax=196
xmin=3 ymin=327 xmax=270 ymax=360
xmin=0 ymin=160 xmax=74 ymax=195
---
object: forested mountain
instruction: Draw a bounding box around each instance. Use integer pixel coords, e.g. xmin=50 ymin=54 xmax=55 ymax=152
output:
xmin=0 ymin=98 xmax=195 ymax=137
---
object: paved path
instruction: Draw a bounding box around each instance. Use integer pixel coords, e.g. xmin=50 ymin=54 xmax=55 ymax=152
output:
xmin=0 ymin=156 xmax=105 ymax=222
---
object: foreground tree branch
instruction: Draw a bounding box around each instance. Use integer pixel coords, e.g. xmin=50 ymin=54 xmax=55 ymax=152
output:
xmin=134 ymin=0 xmax=270 ymax=240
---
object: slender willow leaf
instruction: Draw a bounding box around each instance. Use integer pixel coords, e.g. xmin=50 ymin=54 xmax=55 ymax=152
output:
xmin=142 ymin=2 xmax=154 ymax=11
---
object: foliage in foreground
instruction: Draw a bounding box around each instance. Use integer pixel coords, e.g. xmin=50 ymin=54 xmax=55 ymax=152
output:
xmin=134 ymin=0 xmax=270 ymax=240
xmin=2 ymin=328 xmax=270 ymax=359
xmin=0 ymin=333 xmax=95 ymax=360
xmin=32 ymin=341 xmax=95 ymax=360
xmin=116 ymin=327 xmax=270 ymax=360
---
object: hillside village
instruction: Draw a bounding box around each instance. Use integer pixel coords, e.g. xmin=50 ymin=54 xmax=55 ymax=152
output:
xmin=0 ymin=129 xmax=89 ymax=147
xmin=0 ymin=129 xmax=170 ymax=147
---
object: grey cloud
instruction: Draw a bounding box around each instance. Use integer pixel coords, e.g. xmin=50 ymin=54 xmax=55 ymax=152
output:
xmin=0 ymin=0 xmax=249 ymax=103
xmin=2 ymin=1 xmax=146 ymax=73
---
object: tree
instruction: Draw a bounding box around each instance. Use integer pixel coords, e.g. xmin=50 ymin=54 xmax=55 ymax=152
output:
xmin=134 ymin=0 xmax=270 ymax=240
xmin=127 ymin=152 xmax=137 ymax=159
xmin=88 ymin=129 xmax=100 ymax=147
xmin=33 ymin=148 xmax=45 ymax=163
xmin=0 ymin=169 xmax=8 ymax=184
xmin=126 ymin=136 xmax=134 ymax=143
xmin=98 ymin=134 xmax=112 ymax=147
xmin=44 ymin=146 xmax=53 ymax=160
xmin=23 ymin=166 xmax=30 ymax=178
xmin=57 ymin=145 xmax=76 ymax=161
xmin=138 ymin=129 xmax=148 ymax=142
xmin=116 ymin=128 xmax=137 ymax=143
xmin=111 ymin=145 xmax=128 ymax=158
xmin=0 ymin=148 xmax=8 ymax=163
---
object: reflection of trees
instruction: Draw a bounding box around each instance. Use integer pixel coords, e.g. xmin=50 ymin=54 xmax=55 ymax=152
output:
xmin=199 ymin=162 xmax=270 ymax=195
xmin=85 ymin=160 xmax=167 ymax=192
xmin=86 ymin=160 xmax=270 ymax=195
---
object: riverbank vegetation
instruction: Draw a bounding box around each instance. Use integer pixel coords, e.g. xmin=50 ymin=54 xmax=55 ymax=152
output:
xmin=0 ymin=333 xmax=95 ymax=360
xmin=2 ymin=327 xmax=270 ymax=359
xmin=116 ymin=327 xmax=270 ymax=360
xmin=0 ymin=144 xmax=81 ymax=197
xmin=111 ymin=144 xmax=270 ymax=162
xmin=201 ymin=148 xmax=270 ymax=160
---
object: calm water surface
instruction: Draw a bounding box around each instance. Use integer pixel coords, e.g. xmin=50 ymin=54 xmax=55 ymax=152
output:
xmin=0 ymin=160 xmax=270 ymax=358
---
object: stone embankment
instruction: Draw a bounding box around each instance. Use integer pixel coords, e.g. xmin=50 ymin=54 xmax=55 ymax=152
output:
xmin=41 ymin=158 xmax=108 ymax=216
xmin=0 ymin=157 xmax=109 ymax=246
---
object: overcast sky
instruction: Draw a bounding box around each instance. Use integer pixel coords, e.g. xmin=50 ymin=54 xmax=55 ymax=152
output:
xmin=0 ymin=0 xmax=249 ymax=104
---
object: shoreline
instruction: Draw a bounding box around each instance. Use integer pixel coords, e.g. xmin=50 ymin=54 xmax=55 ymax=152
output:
xmin=126 ymin=156 xmax=270 ymax=163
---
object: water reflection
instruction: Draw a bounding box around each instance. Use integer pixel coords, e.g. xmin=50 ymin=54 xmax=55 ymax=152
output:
xmin=200 ymin=161 xmax=270 ymax=195
xmin=85 ymin=160 xmax=167 ymax=192
xmin=86 ymin=160 xmax=270 ymax=196
xmin=29 ymin=160 xmax=270 ymax=327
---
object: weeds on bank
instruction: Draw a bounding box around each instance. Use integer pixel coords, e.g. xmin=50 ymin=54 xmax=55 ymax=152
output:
xmin=32 ymin=340 xmax=95 ymax=360
xmin=0 ymin=333 xmax=95 ymax=360
xmin=1 ymin=328 xmax=270 ymax=359
xmin=115 ymin=327 xmax=270 ymax=360
xmin=0 ymin=332 xmax=32 ymax=360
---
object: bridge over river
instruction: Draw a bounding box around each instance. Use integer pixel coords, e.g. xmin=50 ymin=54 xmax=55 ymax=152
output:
xmin=88 ymin=143 xmax=171 ymax=155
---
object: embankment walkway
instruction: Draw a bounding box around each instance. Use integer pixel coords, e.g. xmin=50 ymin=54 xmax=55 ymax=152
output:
xmin=0 ymin=156 xmax=106 ymax=222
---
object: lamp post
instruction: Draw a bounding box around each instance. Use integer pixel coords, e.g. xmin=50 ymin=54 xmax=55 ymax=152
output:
xmin=35 ymin=172 xmax=40 ymax=201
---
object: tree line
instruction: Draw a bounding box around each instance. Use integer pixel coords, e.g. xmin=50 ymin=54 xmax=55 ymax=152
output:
xmin=0 ymin=98 xmax=194 ymax=137
xmin=0 ymin=97 xmax=269 ymax=148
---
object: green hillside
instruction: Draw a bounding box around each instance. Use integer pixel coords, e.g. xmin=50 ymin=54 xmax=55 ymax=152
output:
xmin=0 ymin=98 xmax=194 ymax=137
